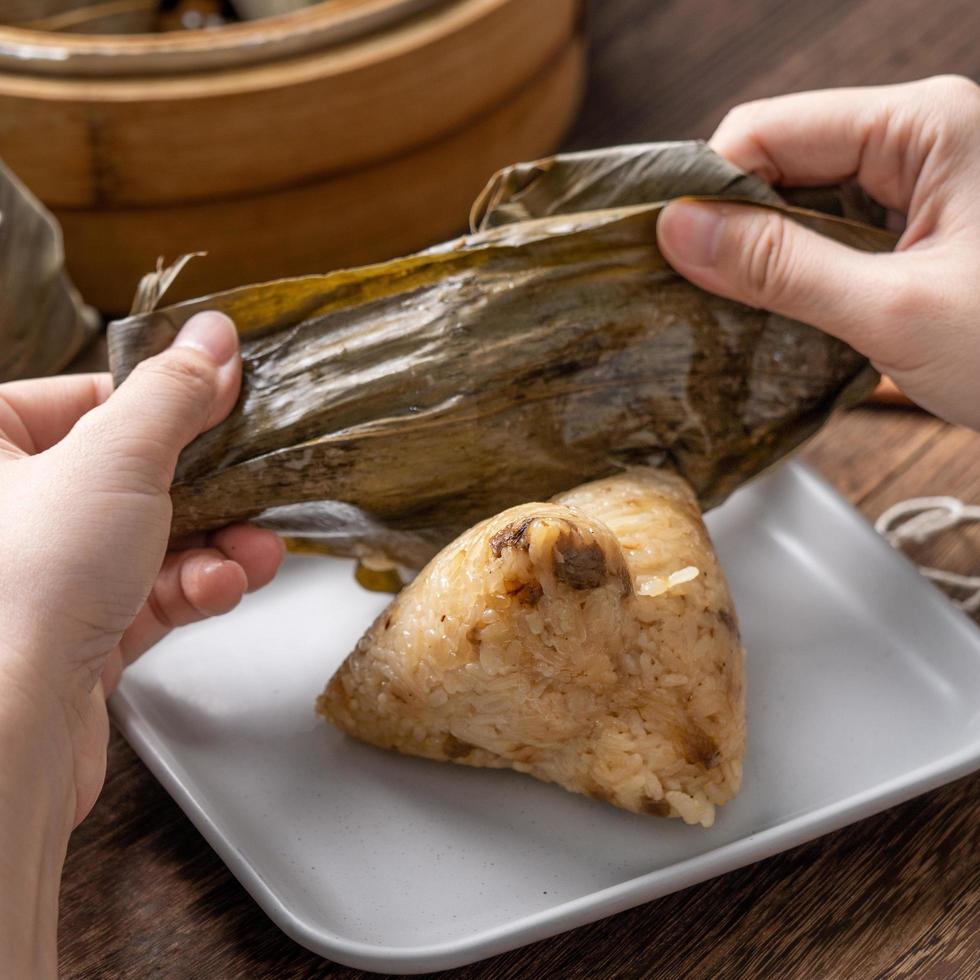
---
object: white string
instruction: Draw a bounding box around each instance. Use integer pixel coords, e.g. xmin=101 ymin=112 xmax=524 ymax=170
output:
xmin=874 ymin=497 xmax=980 ymax=613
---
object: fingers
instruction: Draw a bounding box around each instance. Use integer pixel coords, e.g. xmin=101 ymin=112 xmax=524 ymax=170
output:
xmin=117 ymin=527 xmax=284 ymax=666
xmin=209 ymin=524 xmax=286 ymax=593
xmin=710 ymin=76 xmax=980 ymax=212
xmin=64 ymin=311 xmax=240 ymax=497
xmin=118 ymin=548 xmax=248 ymax=667
xmin=711 ymin=86 xmax=885 ymax=189
xmin=656 ymin=200 xmax=899 ymax=356
xmin=0 ymin=373 xmax=112 ymax=455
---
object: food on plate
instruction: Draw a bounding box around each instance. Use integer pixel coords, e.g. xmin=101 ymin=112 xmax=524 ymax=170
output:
xmin=318 ymin=468 xmax=745 ymax=826
xmin=106 ymin=141 xmax=894 ymax=573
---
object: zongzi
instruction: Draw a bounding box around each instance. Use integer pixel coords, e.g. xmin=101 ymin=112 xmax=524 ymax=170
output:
xmin=319 ymin=467 xmax=745 ymax=826
xmin=0 ymin=159 xmax=99 ymax=382
xmin=107 ymin=141 xmax=895 ymax=571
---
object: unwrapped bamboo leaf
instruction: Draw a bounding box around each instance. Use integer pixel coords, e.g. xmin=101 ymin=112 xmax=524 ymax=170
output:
xmin=0 ymin=159 xmax=99 ymax=383
xmin=475 ymin=143 xmax=889 ymax=234
xmin=470 ymin=141 xmax=783 ymax=230
xmin=108 ymin=142 xmax=894 ymax=569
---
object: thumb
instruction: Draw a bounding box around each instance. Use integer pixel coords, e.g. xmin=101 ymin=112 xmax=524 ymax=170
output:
xmin=656 ymin=200 xmax=897 ymax=357
xmin=67 ymin=311 xmax=240 ymax=496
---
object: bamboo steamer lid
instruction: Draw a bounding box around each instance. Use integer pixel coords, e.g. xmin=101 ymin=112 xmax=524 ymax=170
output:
xmin=0 ymin=0 xmax=585 ymax=311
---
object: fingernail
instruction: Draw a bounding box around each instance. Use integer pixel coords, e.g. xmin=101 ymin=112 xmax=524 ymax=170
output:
xmin=172 ymin=311 xmax=238 ymax=366
xmin=192 ymin=557 xmax=247 ymax=616
xmin=198 ymin=557 xmax=247 ymax=601
xmin=659 ymin=201 xmax=726 ymax=267
xmin=200 ymin=557 xmax=235 ymax=579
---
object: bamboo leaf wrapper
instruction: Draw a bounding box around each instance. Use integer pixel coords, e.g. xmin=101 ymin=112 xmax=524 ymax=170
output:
xmin=0 ymin=160 xmax=99 ymax=382
xmin=107 ymin=142 xmax=895 ymax=568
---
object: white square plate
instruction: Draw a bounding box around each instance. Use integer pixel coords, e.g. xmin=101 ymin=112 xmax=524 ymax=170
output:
xmin=111 ymin=462 xmax=980 ymax=974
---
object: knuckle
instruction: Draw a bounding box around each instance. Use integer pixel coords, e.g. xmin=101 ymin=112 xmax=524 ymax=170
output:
xmin=859 ymin=278 xmax=933 ymax=373
xmin=714 ymin=105 xmax=744 ymax=139
xmin=738 ymin=212 xmax=792 ymax=305
xmin=712 ymin=99 xmax=781 ymax=181
xmin=718 ymin=98 xmax=767 ymax=134
xmin=927 ymin=74 xmax=980 ymax=102
xmin=878 ymin=279 xmax=929 ymax=327
xmin=146 ymin=585 xmax=177 ymax=632
xmin=919 ymin=75 xmax=980 ymax=127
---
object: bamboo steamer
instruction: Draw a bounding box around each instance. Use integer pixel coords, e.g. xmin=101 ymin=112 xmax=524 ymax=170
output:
xmin=0 ymin=0 xmax=585 ymax=312
xmin=1 ymin=2 xmax=158 ymax=34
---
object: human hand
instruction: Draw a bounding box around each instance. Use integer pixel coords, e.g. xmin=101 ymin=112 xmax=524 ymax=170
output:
xmin=656 ymin=75 xmax=980 ymax=430
xmin=0 ymin=312 xmax=283 ymax=976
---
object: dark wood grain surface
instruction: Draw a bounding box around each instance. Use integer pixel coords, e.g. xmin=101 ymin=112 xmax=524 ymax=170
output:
xmin=58 ymin=1 xmax=980 ymax=976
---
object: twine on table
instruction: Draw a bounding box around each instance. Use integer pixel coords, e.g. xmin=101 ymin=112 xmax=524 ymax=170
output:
xmin=875 ymin=496 xmax=980 ymax=614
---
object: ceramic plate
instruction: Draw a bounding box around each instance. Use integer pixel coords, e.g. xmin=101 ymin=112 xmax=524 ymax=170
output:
xmin=111 ymin=462 xmax=980 ymax=973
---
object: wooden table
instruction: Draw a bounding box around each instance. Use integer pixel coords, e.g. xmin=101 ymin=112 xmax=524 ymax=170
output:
xmin=59 ymin=1 xmax=980 ymax=976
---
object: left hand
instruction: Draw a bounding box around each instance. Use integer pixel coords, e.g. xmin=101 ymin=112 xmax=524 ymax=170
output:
xmin=0 ymin=312 xmax=283 ymax=977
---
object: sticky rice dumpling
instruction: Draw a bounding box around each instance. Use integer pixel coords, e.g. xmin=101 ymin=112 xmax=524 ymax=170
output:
xmin=0 ymin=159 xmax=98 ymax=382
xmin=318 ymin=468 xmax=745 ymax=827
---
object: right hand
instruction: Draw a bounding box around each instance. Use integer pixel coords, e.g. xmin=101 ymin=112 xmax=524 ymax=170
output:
xmin=656 ymin=75 xmax=980 ymax=431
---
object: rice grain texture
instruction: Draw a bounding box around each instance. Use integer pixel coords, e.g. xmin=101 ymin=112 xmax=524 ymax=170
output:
xmin=317 ymin=468 xmax=746 ymax=826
